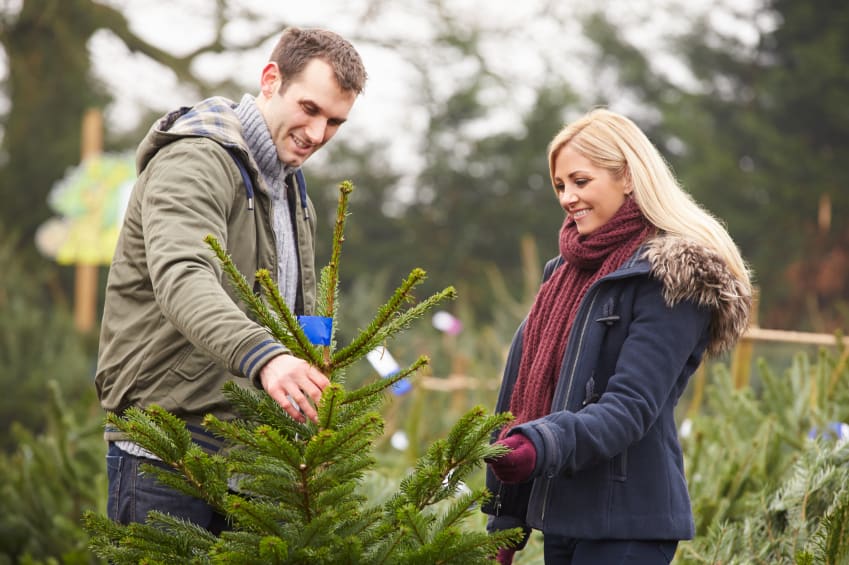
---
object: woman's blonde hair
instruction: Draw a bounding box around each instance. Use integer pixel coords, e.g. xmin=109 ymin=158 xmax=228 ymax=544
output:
xmin=548 ymin=108 xmax=751 ymax=291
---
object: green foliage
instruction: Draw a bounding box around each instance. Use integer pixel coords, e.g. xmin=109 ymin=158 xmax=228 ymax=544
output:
xmin=0 ymin=381 xmax=105 ymax=564
xmin=403 ymin=80 xmax=574 ymax=321
xmin=677 ymin=344 xmax=849 ymax=563
xmin=83 ymin=181 xmax=523 ymax=563
xmin=0 ymin=232 xmax=97 ymax=452
xmin=0 ymin=0 xmax=112 ymax=261
xmin=0 ymin=217 xmax=103 ymax=564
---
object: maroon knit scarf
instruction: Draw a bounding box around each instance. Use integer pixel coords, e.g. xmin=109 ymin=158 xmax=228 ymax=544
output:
xmin=504 ymin=198 xmax=653 ymax=435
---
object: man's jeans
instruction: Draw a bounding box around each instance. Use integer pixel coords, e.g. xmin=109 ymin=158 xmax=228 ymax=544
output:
xmin=106 ymin=442 xmax=228 ymax=534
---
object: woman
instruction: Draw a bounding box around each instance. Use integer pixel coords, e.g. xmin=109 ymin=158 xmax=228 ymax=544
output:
xmin=482 ymin=108 xmax=752 ymax=564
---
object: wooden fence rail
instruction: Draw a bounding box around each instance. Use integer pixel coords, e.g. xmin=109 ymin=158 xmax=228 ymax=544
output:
xmin=415 ymin=325 xmax=848 ymax=427
xmin=730 ymin=326 xmax=849 ymax=389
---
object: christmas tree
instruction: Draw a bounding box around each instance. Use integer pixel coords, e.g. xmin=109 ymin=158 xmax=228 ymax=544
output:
xmin=83 ymin=180 xmax=522 ymax=564
xmin=678 ymin=349 xmax=849 ymax=564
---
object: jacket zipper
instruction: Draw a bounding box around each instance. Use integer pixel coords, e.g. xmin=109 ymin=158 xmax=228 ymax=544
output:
xmin=285 ymin=178 xmax=305 ymax=313
xmin=539 ymin=288 xmax=601 ymax=523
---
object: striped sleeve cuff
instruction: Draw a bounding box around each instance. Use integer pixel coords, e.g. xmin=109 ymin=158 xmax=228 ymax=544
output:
xmin=239 ymin=339 xmax=288 ymax=389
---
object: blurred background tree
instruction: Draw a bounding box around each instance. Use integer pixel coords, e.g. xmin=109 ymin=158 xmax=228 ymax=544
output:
xmin=1 ymin=0 xmax=846 ymax=332
xmin=580 ymin=0 xmax=849 ymax=331
xmin=0 ymin=0 xmax=287 ymax=278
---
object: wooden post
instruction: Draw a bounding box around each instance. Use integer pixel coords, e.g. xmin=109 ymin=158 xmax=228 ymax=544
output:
xmin=74 ymin=108 xmax=103 ymax=333
xmin=685 ymin=364 xmax=707 ymax=419
xmin=731 ymin=288 xmax=760 ymax=389
xmin=818 ymin=192 xmax=832 ymax=233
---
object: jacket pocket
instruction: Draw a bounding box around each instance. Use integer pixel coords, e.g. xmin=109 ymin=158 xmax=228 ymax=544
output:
xmin=170 ymin=344 xmax=216 ymax=382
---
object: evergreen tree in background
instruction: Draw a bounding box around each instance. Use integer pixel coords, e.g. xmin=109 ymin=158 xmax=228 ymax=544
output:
xmin=0 ymin=381 xmax=104 ymax=564
xmin=82 ymin=181 xmax=522 ymax=564
xmin=581 ymin=0 xmax=849 ymax=331
xmin=678 ymin=346 xmax=849 ymax=563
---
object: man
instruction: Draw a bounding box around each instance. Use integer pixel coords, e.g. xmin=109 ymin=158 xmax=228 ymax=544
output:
xmin=95 ymin=27 xmax=367 ymax=532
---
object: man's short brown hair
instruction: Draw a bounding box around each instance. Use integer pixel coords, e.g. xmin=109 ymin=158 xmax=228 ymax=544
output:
xmin=271 ymin=27 xmax=367 ymax=95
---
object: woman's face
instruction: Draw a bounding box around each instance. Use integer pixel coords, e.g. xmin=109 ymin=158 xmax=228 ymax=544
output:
xmin=552 ymin=144 xmax=631 ymax=235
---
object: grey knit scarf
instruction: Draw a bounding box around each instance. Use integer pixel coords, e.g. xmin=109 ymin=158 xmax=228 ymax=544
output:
xmin=234 ymin=94 xmax=299 ymax=310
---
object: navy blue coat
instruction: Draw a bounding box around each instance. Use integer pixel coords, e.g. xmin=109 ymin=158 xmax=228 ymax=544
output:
xmin=483 ymin=235 xmax=750 ymax=542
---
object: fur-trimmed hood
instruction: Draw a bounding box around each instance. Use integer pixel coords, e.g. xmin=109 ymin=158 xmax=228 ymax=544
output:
xmin=643 ymin=235 xmax=752 ymax=356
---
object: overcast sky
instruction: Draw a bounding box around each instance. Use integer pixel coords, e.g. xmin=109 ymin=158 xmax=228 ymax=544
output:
xmin=82 ymin=0 xmax=764 ymax=173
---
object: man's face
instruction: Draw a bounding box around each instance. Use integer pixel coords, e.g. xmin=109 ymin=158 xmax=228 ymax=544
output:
xmin=257 ymin=59 xmax=357 ymax=168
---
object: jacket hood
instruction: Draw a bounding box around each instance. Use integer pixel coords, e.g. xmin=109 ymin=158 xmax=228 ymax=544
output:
xmin=643 ymin=235 xmax=752 ymax=356
xmin=136 ymin=96 xmax=250 ymax=174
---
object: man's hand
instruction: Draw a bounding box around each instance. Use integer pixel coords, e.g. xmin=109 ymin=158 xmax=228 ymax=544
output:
xmin=259 ymin=354 xmax=330 ymax=423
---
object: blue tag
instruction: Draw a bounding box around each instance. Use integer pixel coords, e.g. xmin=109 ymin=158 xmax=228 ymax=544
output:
xmin=391 ymin=377 xmax=413 ymax=395
xmin=297 ymin=316 xmax=333 ymax=345
xmin=377 ymin=368 xmax=412 ymax=396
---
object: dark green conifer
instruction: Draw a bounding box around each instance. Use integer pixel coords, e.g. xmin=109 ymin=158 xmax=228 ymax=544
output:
xmin=83 ymin=180 xmax=522 ymax=563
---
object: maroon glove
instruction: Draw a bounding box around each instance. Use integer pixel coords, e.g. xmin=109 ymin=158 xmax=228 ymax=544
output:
xmin=496 ymin=547 xmax=516 ymax=564
xmin=487 ymin=433 xmax=536 ymax=484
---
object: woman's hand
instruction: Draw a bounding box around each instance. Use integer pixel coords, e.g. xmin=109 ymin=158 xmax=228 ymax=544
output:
xmin=486 ymin=433 xmax=537 ymax=484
